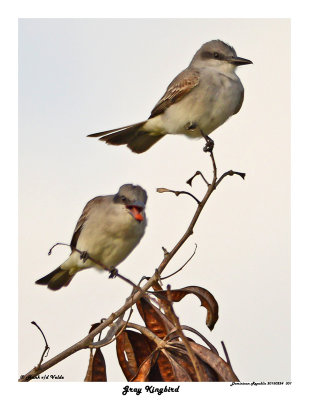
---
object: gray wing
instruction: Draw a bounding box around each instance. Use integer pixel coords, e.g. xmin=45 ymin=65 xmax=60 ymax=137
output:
xmin=70 ymin=196 xmax=103 ymax=250
xmin=233 ymin=86 xmax=244 ymax=115
xmin=150 ymin=68 xmax=200 ymax=118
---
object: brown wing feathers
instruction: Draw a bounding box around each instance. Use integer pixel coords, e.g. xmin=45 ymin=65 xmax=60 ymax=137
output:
xmin=150 ymin=69 xmax=200 ymax=118
xmin=70 ymin=196 xmax=103 ymax=250
xmin=87 ymin=69 xmax=200 ymax=153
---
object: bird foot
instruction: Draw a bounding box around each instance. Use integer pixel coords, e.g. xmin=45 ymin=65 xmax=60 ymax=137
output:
xmin=80 ymin=251 xmax=89 ymax=263
xmin=109 ymin=268 xmax=118 ymax=279
xmin=203 ymin=135 xmax=214 ymax=153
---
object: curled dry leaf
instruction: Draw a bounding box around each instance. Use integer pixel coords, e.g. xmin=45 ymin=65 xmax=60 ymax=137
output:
xmin=161 ymin=350 xmax=192 ymax=382
xmin=116 ymin=329 xmax=162 ymax=381
xmin=151 ymin=286 xmax=219 ymax=330
xmin=164 ymin=349 xmax=199 ymax=381
xmin=88 ymin=322 xmax=101 ymax=334
xmin=131 ymin=354 xmax=156 ymax=382
xmin=189 ymin=341 xmax=238 ymax=382
xmin=167 ymin=342 xmax=218 ymax=381
xmin=170 ymin=341 xmax=238 ymax=382
xmin=155 ymin=351 xmax=175 ymax=382
xmin=84 ymin=352 xmax=94 ymax=382
xmin=84 ymin=348 xmax=107 ymax=382
xmin=136 ymin=297 xmax=174 ymax=339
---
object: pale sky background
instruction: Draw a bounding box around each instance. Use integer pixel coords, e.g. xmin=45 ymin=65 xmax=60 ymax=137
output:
xmin=19 ymin=19 xmax=290 ymax=382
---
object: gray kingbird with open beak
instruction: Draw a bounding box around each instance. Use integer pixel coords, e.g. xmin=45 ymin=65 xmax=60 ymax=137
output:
xmin=88 ymin=39 xmax=252 ymax=153
xmin=36 ymin=184 xmax=147 ymax=290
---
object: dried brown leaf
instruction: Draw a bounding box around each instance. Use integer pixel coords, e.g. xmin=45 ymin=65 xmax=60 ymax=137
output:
xmin=136 ymin=297 xmax=174 ymax=339
xmin=84 ymin=348 xmax=107 ymax=382
xmin=88 ymin=322 xmax=101 ymax=334
xmin=84 ymin=351 xmax=94 ymax=382
xmin=166 ymin=348 xmax=199 ymax=381
xmin=161 ymin=350 xmax=192 ymax=382
xmin=178 ymin=341 xmax=238 ymax=382
xmin=155 ymin=351 xmax=175 ymax=382
xmin=131 ymin=354 xmax=155 ymax=382
xmin=167 ymin=343 xmax=217 ymax=381
xmin=116 ymin=329 xmax=155 ymax=381
xmin=116 ymin=331 xmax=139 ymax=380
xmin=152 ymin=286 xmax=219 ymax=330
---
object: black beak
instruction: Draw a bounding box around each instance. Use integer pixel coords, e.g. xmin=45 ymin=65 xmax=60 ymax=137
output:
xmin=226 ymin=56 xmax=253 ymax=66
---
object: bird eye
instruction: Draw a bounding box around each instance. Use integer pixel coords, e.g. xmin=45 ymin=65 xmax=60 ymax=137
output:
xmin=120 ymin=195 xmax=127 ymax=202
xmin=214 ymin=52 xmax=219 ymax=58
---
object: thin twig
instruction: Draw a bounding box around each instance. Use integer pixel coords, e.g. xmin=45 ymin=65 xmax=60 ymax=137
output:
xmin=127 ymin=322 xmax=166 ymax=348
xmin=20 ymin=141 xmax=245 ymax=382
xmin=221 ymin=341 xmax=232 ymax=367
xmin=150 ymin=280 xmax=175 ymax=322
xmin=90 ymin=309 xmax=134 ymax=349
xmin=21 ymin=145 xmax=218 ymax=382
xmin=164 ymin=325 xmax=218 ymax=355
xmin=157 ymin=188 xmax=200 ymax=205
xmin=31 ymin=321 xmax=50 ymax=370
xmin=162 ymin=247 xmax=169 ymax=257
xmin=161 ymin=243 xmax=197 ymax=280
xmin=48 ymin=242 xmax=143 ymax=292
xmin=216 ymin=170 xmax=246 ymax=188
xmin=186 ymin=170 xmax=210 ymax=187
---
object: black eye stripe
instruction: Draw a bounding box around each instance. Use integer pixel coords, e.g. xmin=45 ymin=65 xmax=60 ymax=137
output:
xmin=113 ymin=193 xmax=128 ymax=204
xmin=201 ymin=51 xmax=212 ymax=59
xmin=201 ymin=51 xmax=223 ymax=60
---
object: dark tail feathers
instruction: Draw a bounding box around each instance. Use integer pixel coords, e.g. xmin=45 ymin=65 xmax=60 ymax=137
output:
xmin=35 ymin=267 xmax=74 ymax=291
xmin=87 ymin=122 xmax=164 ymax=154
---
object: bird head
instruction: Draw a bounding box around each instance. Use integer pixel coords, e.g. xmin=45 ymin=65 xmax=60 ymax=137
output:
xmin=190 ymin=40 xmax=252 ymax=72
xmin=114 ymin=184 xmax=147 ymax=222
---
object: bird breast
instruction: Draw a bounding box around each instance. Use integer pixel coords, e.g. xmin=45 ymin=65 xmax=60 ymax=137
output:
xmin=75 ymin=202 xmax=146 ymax=268
xmin=162 ymin=69 xmax=243 ymax=137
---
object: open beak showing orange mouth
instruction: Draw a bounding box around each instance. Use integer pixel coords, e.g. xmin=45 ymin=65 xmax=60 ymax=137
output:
xmin=126 ymin=204 xmax=144 ymax=222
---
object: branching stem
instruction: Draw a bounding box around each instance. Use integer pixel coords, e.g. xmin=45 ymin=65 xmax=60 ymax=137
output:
xmin=20 ymin=143 xmax=245 ymax=382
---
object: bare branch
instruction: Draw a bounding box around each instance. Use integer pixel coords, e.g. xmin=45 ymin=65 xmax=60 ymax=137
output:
xmin=19 ymin=269 xmax=169 ymax=381
xmin=90 ymin=309 xmax=134 ymax=349
xmin=127 ymin=322 xmax=166 ymax=348
xmin=186 ymin=170 xmax=210 ymax=187
xmin=161 ymin=243 xmax=197 ymax=281
xmin=157 ymin=187 xmax=200 ymax=205
xmin=149 ymin=280 xmax=175 ymax=322
xmin=31 ymin=321 xmax=50 ymax=370
xmin=164 ymin=325 xmax=218 ymax=355
xmin=162 ymin=247 xmax=169 ymax=257
xmin=20 ymin=140 xmax=245 ymax=382
xmin=216 ymin=170 xmax=246 ymax=187
xmin=221 ymin=341 xmax=231 ymax=367
xmin=48 ymin=242 xmax=143 ymax=292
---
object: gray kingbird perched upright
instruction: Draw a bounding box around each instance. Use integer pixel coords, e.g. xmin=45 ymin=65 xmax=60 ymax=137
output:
xmin=88 ymin=40 xmax=252 ymax=153
xmin=36 ymin=184 xmax=147 ymax=290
